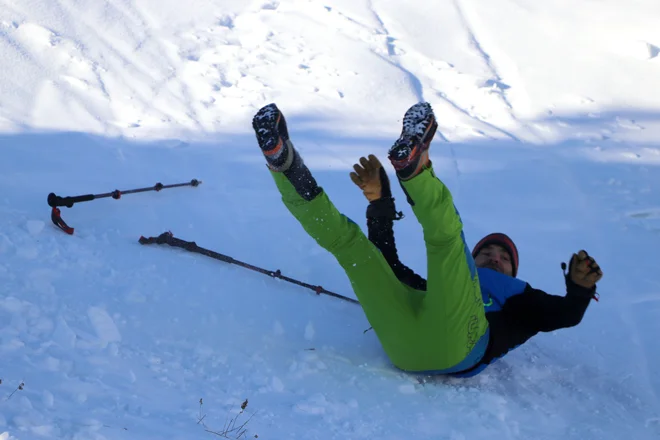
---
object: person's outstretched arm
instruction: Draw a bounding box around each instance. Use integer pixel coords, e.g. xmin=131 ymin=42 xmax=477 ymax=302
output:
xmin=367 ymin=197 xmax=427 ymax=291
xmin=351 ymin=155 xmax=427 ymax=290
xmin=504 ymin=250 xmax=603 ymax=332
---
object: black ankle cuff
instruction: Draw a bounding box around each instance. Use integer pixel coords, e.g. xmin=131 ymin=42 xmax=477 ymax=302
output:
xmin=283 ymin=149 xmax=322 ymax=201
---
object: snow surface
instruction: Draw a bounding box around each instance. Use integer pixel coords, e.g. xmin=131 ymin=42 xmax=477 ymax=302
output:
xmin=1 ymin=0 xmax=660 ymax=439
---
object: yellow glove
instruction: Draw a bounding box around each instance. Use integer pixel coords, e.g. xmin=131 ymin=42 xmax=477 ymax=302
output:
xmin=350 ymin=155 xmax=384 ymax=202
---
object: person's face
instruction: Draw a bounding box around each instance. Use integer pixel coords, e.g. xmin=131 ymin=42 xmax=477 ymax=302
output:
xmin=474 ymin=244 xmax=514 ymax=277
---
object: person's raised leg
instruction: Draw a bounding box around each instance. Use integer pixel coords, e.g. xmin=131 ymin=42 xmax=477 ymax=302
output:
xmin=252 ymin=103 xmax=430 ymax=370
xmin=387 ymin=102 xmax=489 ymax=372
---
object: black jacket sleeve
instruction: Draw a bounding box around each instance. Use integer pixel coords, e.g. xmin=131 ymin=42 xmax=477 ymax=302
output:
xmin=366 ymin=198 xmax=427 ymax=291
xmin=503 ymin=278 xmax=596 ymax=333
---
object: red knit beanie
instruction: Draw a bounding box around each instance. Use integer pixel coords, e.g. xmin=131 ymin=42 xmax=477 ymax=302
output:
xmin=472 ymin=233 xmax=519 ymax=277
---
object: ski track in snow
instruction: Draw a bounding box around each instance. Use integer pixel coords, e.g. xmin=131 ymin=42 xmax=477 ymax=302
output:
xmin=1 ymin=0 xmax=660 ymax=439
xmin=365 ymin=1 xmax=426 ymax=104
xmin=452 ymin=0 xmax=513 ymax=110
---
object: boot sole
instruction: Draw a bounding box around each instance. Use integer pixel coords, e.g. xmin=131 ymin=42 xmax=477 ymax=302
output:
xmin=253 ymin=103 xmax=286 ymax=154
xmin=252 ymin=103 xmax=294 ymax=171
xmin=388 ymin=102 xmax=437 ymax=171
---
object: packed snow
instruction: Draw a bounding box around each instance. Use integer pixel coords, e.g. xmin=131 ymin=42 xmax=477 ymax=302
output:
xmin=1 ymin=0 xmax=660 ymax=439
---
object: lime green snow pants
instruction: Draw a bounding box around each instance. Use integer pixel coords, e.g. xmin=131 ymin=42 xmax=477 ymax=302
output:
xmin=270 ymin=166 xmax=489 ymax=373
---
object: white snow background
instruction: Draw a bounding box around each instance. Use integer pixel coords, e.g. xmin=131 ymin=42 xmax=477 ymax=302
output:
xmin=1 ymin=0 xmax=660 ymax=439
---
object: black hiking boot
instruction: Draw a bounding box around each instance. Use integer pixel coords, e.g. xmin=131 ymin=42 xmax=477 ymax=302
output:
xmin=252 ymin=103 xmax=322 ymax=201
xmin=252 ymin=103 xmax=295 ymax=172
xmin=388 ymin=102 xmax=438 ymax=181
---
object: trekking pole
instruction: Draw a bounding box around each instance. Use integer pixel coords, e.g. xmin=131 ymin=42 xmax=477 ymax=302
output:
xmin=138 ymin=231 xmax=361 ymax=305
xmin=48 ymin=179 xmax=202 ymax=235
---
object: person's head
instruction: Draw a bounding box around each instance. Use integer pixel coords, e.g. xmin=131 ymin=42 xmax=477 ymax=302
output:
xmin=472 ymin=233 xmax=519 ymax=278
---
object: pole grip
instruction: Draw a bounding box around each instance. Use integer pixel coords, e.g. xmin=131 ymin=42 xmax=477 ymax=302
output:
xmin=47 ymin=193 xmax=95 ymax=208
